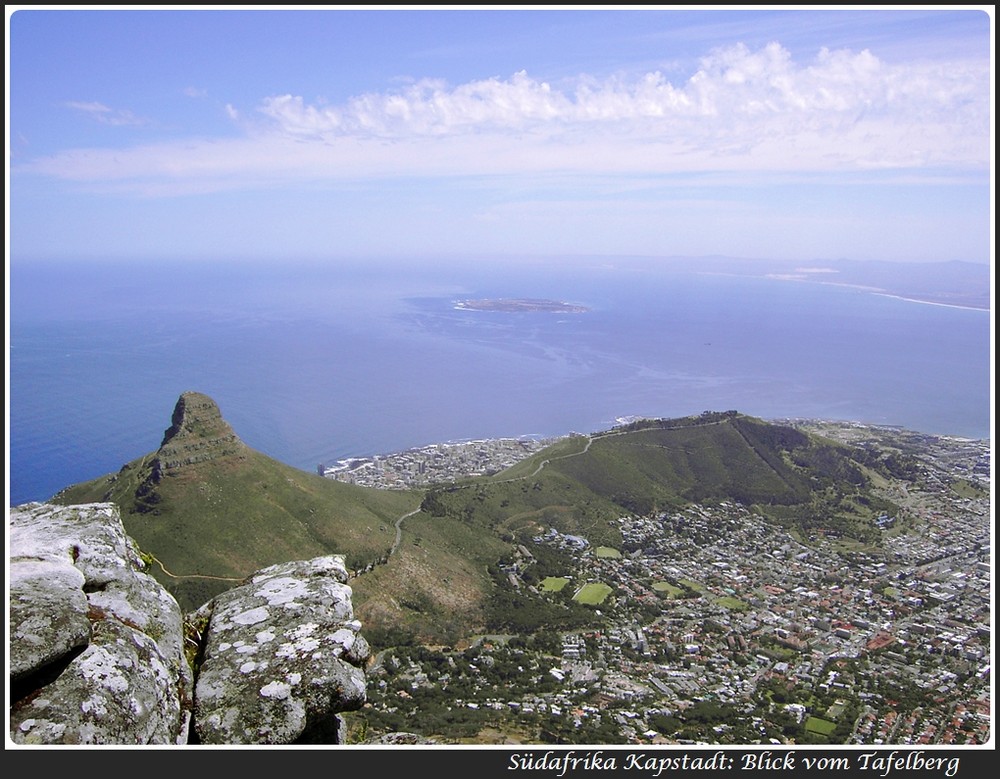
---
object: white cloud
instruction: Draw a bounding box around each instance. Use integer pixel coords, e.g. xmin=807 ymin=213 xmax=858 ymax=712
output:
xmin=26 ymin=43 xmax=989 ymax=196
xmin=255 ymin=43 xmax=986 ymax=145
xmin=65 ymin=100 xmax=150 ymax=127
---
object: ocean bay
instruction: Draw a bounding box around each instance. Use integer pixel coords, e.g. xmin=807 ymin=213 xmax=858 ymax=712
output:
xmin=8 ymin=257 xmax=991 ymax=506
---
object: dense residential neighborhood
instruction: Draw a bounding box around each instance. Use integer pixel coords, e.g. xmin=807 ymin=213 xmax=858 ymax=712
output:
xmin=345 ymin=422 xmax=991 ymax=745
xmin=321 ymin=437 xmax=555 ymax=487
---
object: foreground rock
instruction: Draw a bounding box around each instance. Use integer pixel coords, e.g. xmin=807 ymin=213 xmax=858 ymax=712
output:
xmin=192 ymin=555 xmax=369 ymax=744
xmin=9 ymin=502 xmax=192 ymax=745
xmin=9 ymin=502 xmax=371 ymax=746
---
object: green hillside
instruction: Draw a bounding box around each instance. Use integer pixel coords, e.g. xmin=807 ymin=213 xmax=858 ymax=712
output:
xmin=53 ymin=392 xmax=421 ymax=610
xmin=423 ymin=411 xmax=897 ymax=548
xmin=395 ymin=411 xmax=903 ymax=640
xmin=52 ymin=399 xmax=902 ymax=641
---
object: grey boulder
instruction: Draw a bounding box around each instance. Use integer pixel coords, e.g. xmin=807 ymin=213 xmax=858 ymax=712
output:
xmin=9 ymin=502 xmax=192 ymax=745
xmin=193 ymin=555 xmax=369 ymax=744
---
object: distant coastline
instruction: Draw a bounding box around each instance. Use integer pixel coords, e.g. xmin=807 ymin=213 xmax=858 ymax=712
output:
xmin=454 ymin=298 xmax=590 ymax=313
xmin=758 ymin=269 xmax=990 ymax=312
xmin=868 ymin=292 xmax=991 ymax=312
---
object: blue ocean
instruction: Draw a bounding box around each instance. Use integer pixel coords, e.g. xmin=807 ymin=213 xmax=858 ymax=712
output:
xmin=7 ymin=257 xmax=991 ymax=507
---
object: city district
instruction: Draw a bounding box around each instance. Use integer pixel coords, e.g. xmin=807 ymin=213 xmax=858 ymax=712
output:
xmin=325 ymin=421 xmax=990 ymax=745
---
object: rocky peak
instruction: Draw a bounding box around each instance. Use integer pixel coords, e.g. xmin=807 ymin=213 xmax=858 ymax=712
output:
xmin=155 ymin=391 xmax=247 ymax=473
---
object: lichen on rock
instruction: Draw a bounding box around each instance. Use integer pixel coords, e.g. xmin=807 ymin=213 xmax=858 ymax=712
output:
xmin=192 ymin=555 xmax=369 ymax=745
xmin=9 ymin=501 xmax=372 ymax=747
xmin=9 ymin=502 xmax=192 ymax=745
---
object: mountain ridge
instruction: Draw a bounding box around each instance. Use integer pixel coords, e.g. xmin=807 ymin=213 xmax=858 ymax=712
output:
xmin=33 ymin=391 xmax=993 ymax=746
xmin=53 ymin=394 xmax=912 ymax=643
xmin=53 ymin=391 xmax=422 ymax=611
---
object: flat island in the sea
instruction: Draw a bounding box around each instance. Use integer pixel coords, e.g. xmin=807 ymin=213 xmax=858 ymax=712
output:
xmin=454 ymin=297 xmax=589 ymax=313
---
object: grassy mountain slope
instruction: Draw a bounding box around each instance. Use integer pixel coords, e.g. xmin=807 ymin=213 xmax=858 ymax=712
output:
xmin=395 ymin=412 xmax=902 ymax=640
xmin=52 ymin=400 xmax=902 ymax=640
xmin=53 ymin=392 xmax=421 ymax=610
xmin=349 ymin=509 xmax=512 ymax=646
xmin=423 ymin=411 xmax=895 ymax=550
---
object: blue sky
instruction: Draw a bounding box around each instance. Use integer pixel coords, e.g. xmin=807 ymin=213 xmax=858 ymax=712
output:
xmin=6 ymin=6 xmax=993 ymax=265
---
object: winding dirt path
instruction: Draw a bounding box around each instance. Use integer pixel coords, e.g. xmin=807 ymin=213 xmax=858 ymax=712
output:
xmin=146 ymin=554 xmax=243 ymax=583
xmin=390 ymin=507 xmax=422 ymax=556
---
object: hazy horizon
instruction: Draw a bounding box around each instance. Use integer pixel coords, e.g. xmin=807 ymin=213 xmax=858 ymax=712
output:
xmin=8 ymin=256 xmax=990 ymax=506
